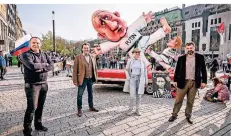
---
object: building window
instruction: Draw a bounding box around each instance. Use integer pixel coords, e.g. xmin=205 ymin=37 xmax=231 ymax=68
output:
xmin=211 ymin=19 xmax=213 ymax=25
xmin=219 ymin=18 xmax=221 ymax=23
xmin=195 ymin=22 xmax=197 ymax=27
xmin=191 ymin=29 xmax=200 ymax=51
xmin=198 ymin=22 xmax=200 ymax=27
xmin=185 ymin=11 xmax=189 ymax=15
xmin=215 ymin=18 xmax=217 ymax=24
xmin=210 ymin=26 xmax=220 ymax=51
xmin=206 ymin=20 xmax=208 ymax=32
xmin=192 ymin=23 xmax=194 ymax=28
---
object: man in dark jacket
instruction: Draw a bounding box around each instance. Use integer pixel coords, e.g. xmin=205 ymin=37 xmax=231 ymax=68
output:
xmin=168 ymin=42 xmax=207 ymax=124
xmin=21 ymin=37 xmax=54 ymax=136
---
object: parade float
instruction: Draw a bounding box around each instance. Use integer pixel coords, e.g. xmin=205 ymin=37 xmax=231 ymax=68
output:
xmin=92 ymin=9 xmax=180 ymax=96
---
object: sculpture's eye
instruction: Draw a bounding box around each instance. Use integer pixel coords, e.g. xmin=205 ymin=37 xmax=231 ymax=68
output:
xmin=101 ymin=20 xmax=105 ymax=26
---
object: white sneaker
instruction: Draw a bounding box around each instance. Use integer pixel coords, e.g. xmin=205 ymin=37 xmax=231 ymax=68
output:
xmin=135 ymin=110 xmax=141 ymax=116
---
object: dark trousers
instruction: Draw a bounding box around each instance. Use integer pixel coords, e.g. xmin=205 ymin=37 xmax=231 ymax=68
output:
xmin=227 ymin=77 xmax=231 ymax=90
xmin=102 ymin=63 xmax=106 ymax=68
xmin=119 ymin=64 xmax=123 ymax=69
xmin=210 ymin=71 xmax=216 ymax=79
xmin=77 ymin=78 xmax=93 ymax=109
xmin=23 ymin=83 xmax=48 ymax=130
xmin=114 ymin=62 xmax=117 ymax=69
xmin=0 ymin=67 xmax=4 ymax=79
xmin=9 ymin=60 xmax=12 ymax=67
xmin=109 ymin=62 xmax=113 ymax=69
xmin=63 ymin=63 xmax=66 ymax=71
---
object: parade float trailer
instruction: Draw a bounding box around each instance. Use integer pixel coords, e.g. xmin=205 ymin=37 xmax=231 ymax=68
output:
xmin=97 ymin=69 xmax=174 ymax=94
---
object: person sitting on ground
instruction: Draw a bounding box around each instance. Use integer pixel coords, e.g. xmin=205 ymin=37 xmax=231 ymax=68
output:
xmin=204 ymin=77 xmax=230 ymax=103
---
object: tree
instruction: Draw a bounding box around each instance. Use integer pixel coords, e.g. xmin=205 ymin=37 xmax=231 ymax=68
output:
xmin=41 ymin=31 xmax=92 ymax=57
xmin=41 ymin=31 xmax=53 ymax=51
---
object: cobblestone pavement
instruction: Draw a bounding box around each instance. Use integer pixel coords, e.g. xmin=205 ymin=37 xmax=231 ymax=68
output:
xmin=1 ymin=67 xmax=231 ymax=136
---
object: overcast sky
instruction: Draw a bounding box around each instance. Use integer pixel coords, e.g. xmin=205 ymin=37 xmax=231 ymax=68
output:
xmin=18 ymin=4 xmax=191 ymax=41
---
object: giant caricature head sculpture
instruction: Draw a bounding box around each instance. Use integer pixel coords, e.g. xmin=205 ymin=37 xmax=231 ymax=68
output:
xmin=92 ymin=10 xmax=127 ymax=42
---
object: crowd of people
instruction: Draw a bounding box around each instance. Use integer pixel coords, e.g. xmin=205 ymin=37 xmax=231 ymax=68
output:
xmin=97 ymin=54 xmax=129 ymax=69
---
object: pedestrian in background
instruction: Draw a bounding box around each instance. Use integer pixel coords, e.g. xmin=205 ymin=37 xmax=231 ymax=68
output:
xmin=204 ymin=77 xmax=229 ymax=103
xmin=8 ymin=55 xmax=13 ymax=67
xmin=222 ymin=59 xmax=228 ymax=72
xmin=0 ymin=50 xmax=7 ymax=80
xmin=210 ymin=58 xmax=219 ymax=80
xmin=101 ymin=54 xmax=106 ymax=69
xmin=4 ymin=54 xmax=8 ymax=67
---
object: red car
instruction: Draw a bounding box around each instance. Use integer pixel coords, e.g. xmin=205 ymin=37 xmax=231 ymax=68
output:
xmin=97 ymin=69 xmax=174 ymax=94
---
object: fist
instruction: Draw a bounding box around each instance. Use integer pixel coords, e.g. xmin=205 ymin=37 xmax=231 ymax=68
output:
xmin=74 ymin=82 xmax=79 ymax=86
xmin=173 ymin=82 xmax=177 ymax=87
xmin=147 ymin=65 xmax=152 ymax=71
xmin=145 ymin=46 xmax=151 ymax=54
xmin=142 ymin=11 xmax=154 ymax=23
xmin=201 ymin=83 xmax=206 ymax=89
xmin=91 ymin=46 xmax=102 ymax=56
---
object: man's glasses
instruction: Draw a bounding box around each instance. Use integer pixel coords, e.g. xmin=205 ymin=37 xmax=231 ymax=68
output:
xmin=134 ymin=52 xmax=140 ymax=53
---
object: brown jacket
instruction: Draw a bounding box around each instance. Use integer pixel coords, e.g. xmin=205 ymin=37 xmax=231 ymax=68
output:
xmin=73 ymin=54 xmax=98 ymax=86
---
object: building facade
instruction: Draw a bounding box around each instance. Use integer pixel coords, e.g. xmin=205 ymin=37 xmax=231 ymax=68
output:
xmin=16 ymin=10 xmax=23 ymax=40
xmin=0 ymin=4 xmax=8 ymax=52
xmin=182 ymin=4 xmax=231 ymax=59
xmin=7 ymin=4 xmax=17 ymax=51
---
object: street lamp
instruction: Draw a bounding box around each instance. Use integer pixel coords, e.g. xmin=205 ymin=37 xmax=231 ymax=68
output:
xmin=52 ymin=11 xmax=56 ymax=53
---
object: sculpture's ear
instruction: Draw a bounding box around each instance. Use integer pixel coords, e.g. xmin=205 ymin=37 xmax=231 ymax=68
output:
xmin=113 ymin=11 xmax=120 ymax=17
xmin=97 ymin=33 xmax=105 ymax=39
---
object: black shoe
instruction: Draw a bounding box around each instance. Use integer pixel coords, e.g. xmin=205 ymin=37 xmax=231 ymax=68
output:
xmin=168 ymin=116 xmax=177 ymax=122
xmin=23 ymin=128 xmax=32 ymax=136
xmin=77 ymin=109 xmax=83 ymax=117
xmin=89 ymin=107 xmax=99 ymax=112
xmin=35 ymin=124 xmax=48 ymax=131
xmin=186 ymin=118 xmax=193 ymax=124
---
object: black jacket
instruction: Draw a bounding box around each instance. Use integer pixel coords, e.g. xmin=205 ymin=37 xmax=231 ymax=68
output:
xmin=174 ymin=53 xmax=207 ymax=89
xmin=21 ymin=50 xmax=54 ymax=84
xmin=210 ymin=59 xmax=219 ymax=72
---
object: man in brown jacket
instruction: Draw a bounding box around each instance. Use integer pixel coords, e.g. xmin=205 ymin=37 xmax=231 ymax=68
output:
xmin=73 ymin=43 xmax=99 ymax=117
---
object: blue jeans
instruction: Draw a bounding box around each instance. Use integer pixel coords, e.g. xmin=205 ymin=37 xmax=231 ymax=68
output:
xmin=77 ymin=78 xmax=93 ymax=109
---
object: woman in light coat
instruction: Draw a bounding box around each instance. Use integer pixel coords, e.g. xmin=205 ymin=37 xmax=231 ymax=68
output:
xmin=125 ymin=48 xmax=148 ymax=116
